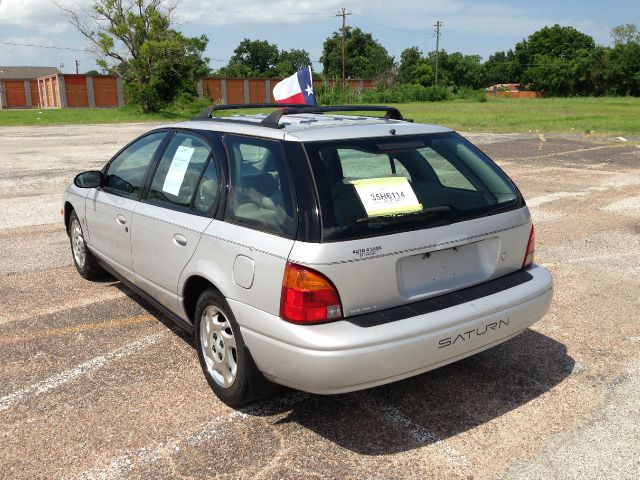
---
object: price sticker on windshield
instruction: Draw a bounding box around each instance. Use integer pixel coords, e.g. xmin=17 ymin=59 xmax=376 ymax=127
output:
xmin=351 ymin=177 xmax=422 ymax=217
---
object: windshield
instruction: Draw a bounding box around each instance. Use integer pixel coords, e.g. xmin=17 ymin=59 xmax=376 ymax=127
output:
xmin=304 ymin=132 xmax=521 ymax=241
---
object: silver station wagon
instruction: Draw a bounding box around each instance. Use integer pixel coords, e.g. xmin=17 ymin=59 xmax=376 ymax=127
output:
xmin=64 ymin=104 xmax=553 ymax=406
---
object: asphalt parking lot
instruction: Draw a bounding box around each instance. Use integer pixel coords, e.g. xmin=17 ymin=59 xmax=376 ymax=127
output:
xmin=1 ymin=123 xmax=639 ymax=479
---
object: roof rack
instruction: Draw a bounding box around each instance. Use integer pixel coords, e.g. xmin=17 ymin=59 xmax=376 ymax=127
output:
xmin=197 ymin=103 xmax=312 ymax=119
xmin=195 ymin=104 xmax=405 ymax=129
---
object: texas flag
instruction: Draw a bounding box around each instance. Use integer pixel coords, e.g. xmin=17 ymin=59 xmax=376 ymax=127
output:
xmin=272 ymin=66 xmax=316 ymax=105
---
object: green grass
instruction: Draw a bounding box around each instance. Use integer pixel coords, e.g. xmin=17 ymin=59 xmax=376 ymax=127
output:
xmin=394 ymin=97 xmax=640 ymax=135
xmin=1 ymin=97 xmax=639 ymax=135
xmin=0 ymin=107 xmax=193 ymax=126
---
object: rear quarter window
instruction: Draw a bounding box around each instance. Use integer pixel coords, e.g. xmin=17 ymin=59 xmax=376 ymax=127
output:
xmin=223 ymin=136 xmax=297 ymax=238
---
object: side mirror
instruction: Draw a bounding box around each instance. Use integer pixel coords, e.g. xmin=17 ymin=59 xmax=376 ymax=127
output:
xmin=74 ymin=171 xmax=103 ymax=189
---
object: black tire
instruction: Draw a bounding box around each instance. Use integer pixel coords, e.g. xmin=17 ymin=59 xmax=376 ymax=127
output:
xmin=194 ymin=288 xmax=275 ymax=406
xmin=68 ymin=210 xmax=105 ymax=280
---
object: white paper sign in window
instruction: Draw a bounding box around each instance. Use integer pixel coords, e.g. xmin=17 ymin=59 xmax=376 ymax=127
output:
xmin=162 ymin=146 xmax=194 ymax=196
xmin=352 ymin=177 xmax=422 ymax=216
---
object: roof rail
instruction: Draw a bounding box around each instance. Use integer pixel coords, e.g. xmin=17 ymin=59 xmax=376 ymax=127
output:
xmin=197 ymin=103 xmax=311 ymax=119
xmin=195 ymin=104 xmax=405 ymax=128
xmin=260 ymin=105 xmax=405 ymax=129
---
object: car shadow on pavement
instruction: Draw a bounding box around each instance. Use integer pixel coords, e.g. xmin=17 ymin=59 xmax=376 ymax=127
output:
xmin=263 ymin=329 xmax=573 ymax=455
xmin=112 ymin=281 xmax=196 ymax=346
xmin=111 ymin=279 xmax=572 ymax=456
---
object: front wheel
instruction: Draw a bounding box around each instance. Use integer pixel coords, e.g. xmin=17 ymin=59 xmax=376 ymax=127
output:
xmin=194 ymin=289 xmax=275 ymax=406
xmin=68 ymin=210 xmax=105 ymax=280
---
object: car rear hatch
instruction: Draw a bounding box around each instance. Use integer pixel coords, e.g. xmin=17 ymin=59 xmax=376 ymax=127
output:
xmin=287 ymin=132 xmax=532 ymax=318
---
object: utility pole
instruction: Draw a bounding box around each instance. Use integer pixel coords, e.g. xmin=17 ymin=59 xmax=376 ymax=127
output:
xmin=75 ymin=60 xmax=79 ymax=74
xmin=335 ymin=8 xmax=351 ymax=87
xmin=434 ymin=20 xmax=443 ymax=85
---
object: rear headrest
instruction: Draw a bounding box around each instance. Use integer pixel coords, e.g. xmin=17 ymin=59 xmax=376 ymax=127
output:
xmin=243 ymin=172 xmax=277 ymax=196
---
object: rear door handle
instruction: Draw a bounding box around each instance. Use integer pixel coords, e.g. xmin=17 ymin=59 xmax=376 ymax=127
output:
xmin=173 ymin=234 xmax=187 ymax=246
xmin=116 ymin=214 xmax=126 ymax=225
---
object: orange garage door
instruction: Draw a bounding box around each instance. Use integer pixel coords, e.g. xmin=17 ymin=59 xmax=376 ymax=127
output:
xmin=64 ymin=75 xmax=88 ymax=107
xmin=226 ymin=79 xmax=244 ymax=104
xmin=5 ymin=81 xmax=27 ymax=108
xmin=93 ymin=77 xmax=119 ymax=107
xmin=202 ymin=79 xmax=222 ymax=102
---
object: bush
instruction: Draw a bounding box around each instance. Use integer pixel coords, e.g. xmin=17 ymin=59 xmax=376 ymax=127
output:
xmin=453 ymin=86 xmax=488 ymax=102
xmin=315 ymin=82 xmax=456 ymax=105
xmin=166 ymin=93 xmax=212 ymax=115
xmin=315 ymin=83 xmax=362 ymax=105
xmin=361 ymin=84 xmax=452 ymax=103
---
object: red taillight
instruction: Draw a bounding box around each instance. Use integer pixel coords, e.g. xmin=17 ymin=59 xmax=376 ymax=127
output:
xmin=280 ymin=262 xmax=343 ymax=324
xmin=523 ymin=224 xmax=535 ymax=268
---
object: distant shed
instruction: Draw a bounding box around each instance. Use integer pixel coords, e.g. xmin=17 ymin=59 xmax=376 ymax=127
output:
xmin=486 ymin=83 xmax=543 ymax=98
xmin=0 ymin=66 xmax=60 ymax=109
xmin=38 ymin=74 xmax=124 ymax=109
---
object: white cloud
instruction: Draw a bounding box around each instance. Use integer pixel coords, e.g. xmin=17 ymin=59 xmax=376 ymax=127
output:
xmin=0 ymin=0 xmax=71 ymax=31
xmin=177 ymin=0 xmax=467 ymax=27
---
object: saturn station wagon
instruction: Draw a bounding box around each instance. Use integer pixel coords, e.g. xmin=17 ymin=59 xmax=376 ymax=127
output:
xmin=64 ymin=104 xmax=553 ymax=406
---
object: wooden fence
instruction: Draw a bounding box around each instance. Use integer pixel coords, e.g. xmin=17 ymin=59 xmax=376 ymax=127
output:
xmin=1 ymin=74 xmax=376 ymax=109
xmin=198 ymin=77 xmax=376 ymax=104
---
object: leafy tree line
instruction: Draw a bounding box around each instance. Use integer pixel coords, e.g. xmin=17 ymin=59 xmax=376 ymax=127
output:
xmin=397 ymin=25 xmax=640 ymax=96
xmin=229 ymin=24 xmax=640 ymax=97
xmin=61 ymin=1 xmax=640 ymax=113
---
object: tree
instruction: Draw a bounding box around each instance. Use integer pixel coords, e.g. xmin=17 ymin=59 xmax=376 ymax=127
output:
xmin=513 ymin=25 xmax=597 ymax=95
xmin=218 ymin=39 xmax=311 ymax=78
xmin=440 ymin=51 xmax=485 ymax=89
xmin=59 ymin=0 xmax=209 ymax=112
xmin=483 ymin=50 xmax=516 ymax=84
xmin=321 ymin=27 xmax=394 ymax=79
xmin=220 ymin=39 xmax=280 ymax=77
xmin=274 ymin=49 xmax=312 ymax=77
xmin=611 ymin=24 xmax=640 ymax=46
xmin=398 ymin=47 xmax=433 ymax=86
xmin=397 ymin=47 xmax=485 ymax=88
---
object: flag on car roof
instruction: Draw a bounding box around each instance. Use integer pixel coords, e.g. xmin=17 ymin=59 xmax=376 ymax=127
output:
xmin=272 ymin=66 xmax=316 ymax=105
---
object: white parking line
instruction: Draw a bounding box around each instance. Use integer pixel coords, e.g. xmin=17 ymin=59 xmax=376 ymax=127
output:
xmin=72 ymin=391 xmax=309 ymax=480
xmin=0 ymin=333 xmax=165 ymax=413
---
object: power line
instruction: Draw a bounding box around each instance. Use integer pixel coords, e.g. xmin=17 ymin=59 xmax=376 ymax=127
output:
xmin=351 ymin=14 xmax=431 ymax=35
xmin=0 ymin=41 xmax=91 ymax=52
xmin=179 ymin=6 xmax=334 ymax=18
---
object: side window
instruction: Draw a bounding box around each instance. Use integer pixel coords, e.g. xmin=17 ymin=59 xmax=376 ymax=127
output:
xmin=105 ymin=132 xmax=165 ymax=196
xmin=147 ymin=132 xmax=213 ymax=209
xmin=224 ymin=136 xmax=296 ymax=238
xmin=418 ymin=147 xmax=477 ymax=191
xmin=336 ymin=148 xmax=411 ymax=181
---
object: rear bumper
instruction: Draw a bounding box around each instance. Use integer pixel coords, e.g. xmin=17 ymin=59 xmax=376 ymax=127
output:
xmin=232 ymin=264 xmax=553 ymax=394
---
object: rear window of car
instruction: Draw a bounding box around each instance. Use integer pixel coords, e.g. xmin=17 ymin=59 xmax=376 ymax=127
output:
xmin=304 ymin=132 xmax=520 ymax=241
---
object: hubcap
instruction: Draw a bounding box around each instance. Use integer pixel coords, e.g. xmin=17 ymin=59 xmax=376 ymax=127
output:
xmin=71 ymin=218 xmax=86 ymax=268
xmin=200 ymin=305 xmax=238 ymax=388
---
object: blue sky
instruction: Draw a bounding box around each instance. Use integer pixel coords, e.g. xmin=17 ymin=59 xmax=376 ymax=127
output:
xmin=0 ymin=0 xmax=638 ymax=74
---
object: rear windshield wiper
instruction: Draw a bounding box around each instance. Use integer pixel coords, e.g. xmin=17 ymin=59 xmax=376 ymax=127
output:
xmin=356 ymin=205 xmax=451 ymax=223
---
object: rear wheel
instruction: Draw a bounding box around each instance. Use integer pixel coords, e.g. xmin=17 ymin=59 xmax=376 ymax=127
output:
xmin=69 ymin=210 xmax=104 ymax=279
xmin=195 ymin=288 xmax=275 ymax=406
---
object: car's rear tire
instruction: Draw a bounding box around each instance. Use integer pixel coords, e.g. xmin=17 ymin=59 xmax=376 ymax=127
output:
xmin=68 ymin=210 xmax=105 ymax=280
xmin=194 ymin=288 xmax=275 ymax=406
